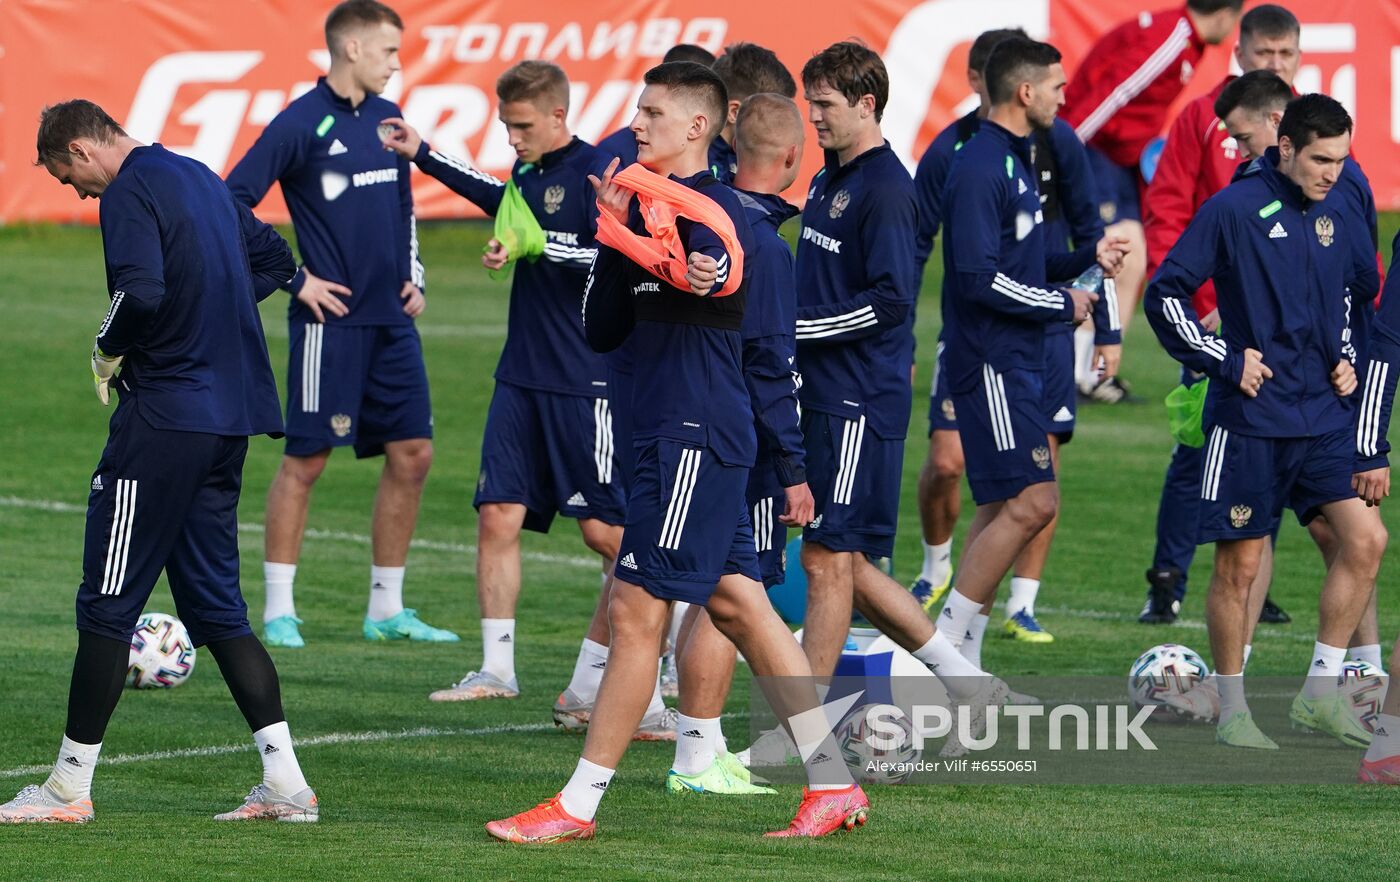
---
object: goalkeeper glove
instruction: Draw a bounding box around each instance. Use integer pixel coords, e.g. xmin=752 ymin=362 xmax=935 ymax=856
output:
xmin=91 ymin=343 xmax=123 ymax=406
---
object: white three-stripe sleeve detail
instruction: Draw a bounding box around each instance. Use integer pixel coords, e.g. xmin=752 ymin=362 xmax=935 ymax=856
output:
xmin=1162 ymin=297 xmax=1226 ymax=361
xmin=1075 ymin=19 xmax=1192 ymax=143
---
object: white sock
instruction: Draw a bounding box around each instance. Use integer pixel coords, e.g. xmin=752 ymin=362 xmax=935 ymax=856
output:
xmin=1217 ymin=672 xmax=1249 ymax=720
xmin=1007 ymin=577 xmax=1040 ymax=618
xmin=1242 ymin=644 xmax=1252 ymax=670
xmin=566 ymin=639 xmax=609 ymax=703
xmin=481 ymin=618 xmax=516 ymax=681
xmin=787 ymin=710 xmax=854 ymax=791
xmin=960 ymin=614 xmax=990 ymax=669
xmin=559 ymin=757 xmax=614 ymax=821
xmin=366 ymin=565 xmax=405 ymax=621
xmin=913 ymin=630 xmax=985 ymax=698
xmin=252 ymin=721 xmax=309 ymax=796
xmin=672 ymin=714 xmax=720 ymax=776
xmin=1304 ymin=641 xmax=1347 ymax=698
xmin=645 ymin=667 xmax=666 ymax=719
xmin=1348 ymin=643 xmax=1385 ymax=672
xmin=667 ymin=602 xmax=690 ymax=654
xmin=44 ymin=737 xmax=101 ymax=802
xmin=936 ymin=590 xmax=983 ymax=649
xmin=921 ymin=540 xmax=952 ymax=585
xmin=263 ymin=561 xmax=297 ymax=622
xmin=1364 ymin=713 xmax=1400 ymax=762
xmin=1073 ymin=323 xmax=1096 ymax=390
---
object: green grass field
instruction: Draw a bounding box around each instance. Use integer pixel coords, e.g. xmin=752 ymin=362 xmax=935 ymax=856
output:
xmin=2 ymin=219 xmax=1398 ymax=881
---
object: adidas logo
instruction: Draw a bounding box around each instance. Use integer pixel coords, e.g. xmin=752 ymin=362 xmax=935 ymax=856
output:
xmin=809 ymin=752 xmax=832 ymax=765
xmin=1052 ymin=406 xmax=1073 ymax=422
xmin=328 ymin=138 xmax=348 ymax=156
xmin=619 ymin=553 xmax=638 ymax=569
xmin=1314 ymin=658 xmax=1328 ymax=667
xmin=263 ymin=744 xmax=279 ymax=755
xmin=567 ymin=492 xmax=587 ymax=507
xmin=963 ymin=629 xmax=975 ymax=641
xmin=372 ymin=582 xmax=386 ymax=591
xmin=941 ymin=607 xmax=953 ymax=619
xmin=63 ymin=756 xmax=82 ymax=767
xmin=809 ymin=515 xmax=822 ymax=529
xmin=590 ymin=780 xmax=609 ymax=791
xmin=590 ymin=661 xmax=607 ymax=669
xmin=498 ymin=633 xmax=512 ymax=643
xmin=91 ymin=475 xmax=103 ymax=491
xmin=1268 ymin=221 xmax=1287 ymax=239
xmin=682 ymin=729 xmax=703 ymax=738
xmin=1375 ymin=726 xmax=1390 ymax=737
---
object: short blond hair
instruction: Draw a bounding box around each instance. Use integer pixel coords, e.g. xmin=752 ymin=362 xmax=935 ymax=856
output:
xmin=496 ymin=61 xmax=570 ymax=112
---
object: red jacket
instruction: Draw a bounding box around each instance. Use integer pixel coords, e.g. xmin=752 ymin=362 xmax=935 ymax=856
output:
xmin=1143 ymin=76 xmax=1237 ymax=315
xmin=1062 ymin=6 xmax=1206 ymax=170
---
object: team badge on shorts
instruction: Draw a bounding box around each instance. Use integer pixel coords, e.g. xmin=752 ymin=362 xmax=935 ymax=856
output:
xmin=1100 ymin=202 xmax=1116 ymax=224
xmin=829 ymin=190 xmax=850 ymax=219
xmin=330 ymin=413 xmax=352 ymax=437
xmin=1230 ymin=504 xmax=1253 ymax=528
xmin=941 ymin=398 xmax=956 ymax=420
xmin=1032 ymin=446 xmax=1051 ymax=470
xmin=544 ymin=185 xmax=565 ymax=215
xmin=1314 ymin=215 xmax=1334 ymax=247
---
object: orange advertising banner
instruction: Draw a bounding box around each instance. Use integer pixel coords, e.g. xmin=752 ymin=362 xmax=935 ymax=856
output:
xmin=2 ymin=0 xmax=1397 ymax=224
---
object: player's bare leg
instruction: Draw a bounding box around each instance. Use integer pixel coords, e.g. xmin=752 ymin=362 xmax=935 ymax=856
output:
xmin=577 ymin=518 xmax=622 ymax=572
xmin=912 ymin=429 xmax=963 ymax=609
xmin=261 ymin=450 xmax=331 ymax=647
xmin=1103 ymin=220 xmax=1145 ymax=330
xmin=1207 ymin=536 xmax=1282 ymax=747
xmin=800 ymin=542 xmax=855 ymax=678
xmin=1005 ymin=437 xmax=1061 ymax=643
xmin=1309 ymin=515 xmax=1382 ymax=665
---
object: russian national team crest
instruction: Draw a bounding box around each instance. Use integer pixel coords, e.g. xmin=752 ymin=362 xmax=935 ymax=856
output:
xmin=544 ymin=185 xmax=565 ymax=215
xmin=1230 ymin=505 xmax=1253 ymax=528
xmin=1032 ymin=446 xmax=1051 ymax=470
xmin=829 ymin=189 xmax=850 ymax=219
xmin=1314 ymin=215 xmax=1334 ymax=247
xmin=330 ymin=413 xmax=352 ymax=437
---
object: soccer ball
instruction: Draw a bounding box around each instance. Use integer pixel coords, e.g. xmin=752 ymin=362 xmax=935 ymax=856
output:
xmin=1129 ymin=643 xmax=1209 ymax=713
xmin=835 ymin=703 xmax=921 ymax=785
xmin=126 ymin=612 xmax=196 ymax=689
xmin=1337 ymin=660 xmax=1387 ymax=734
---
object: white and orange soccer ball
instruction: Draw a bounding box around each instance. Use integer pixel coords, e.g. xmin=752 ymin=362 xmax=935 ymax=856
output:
xmin=1129 ymin=643 xmax=1209 ymax=714
xmin=126 ymin=612 xmax=196 ymax=689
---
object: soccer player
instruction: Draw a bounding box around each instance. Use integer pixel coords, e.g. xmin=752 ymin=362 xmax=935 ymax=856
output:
xmin=1143 ymin=94 xmax=1383 ymax=749
xmin=2 ymin=101 xmax=316 ymax=823
xmin=377 ymin=62 xmax=631 ymax=706
xmin=597 ymin=43 xmax=716 ymax=169
xmin=226 ymin=0 xmax=454 ymax=648
xmin=663 ymin=92 xmax=813 ymax=795
xmin=1138 ymin=4 xmax=1301 ymax=625
xmin=909 ymin=27 xmax=1126 ymax=650
xmin=704 ymin=43 xmax=798 ymax=183
xmin=1060 ymin=0 xmax=1244 ymax=390
xmin=486 ymin=62 xmax=869 ymax=842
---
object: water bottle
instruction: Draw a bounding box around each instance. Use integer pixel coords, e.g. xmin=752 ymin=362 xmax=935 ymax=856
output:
xmin=1071 ymin=263 xmax=1105 ymax=294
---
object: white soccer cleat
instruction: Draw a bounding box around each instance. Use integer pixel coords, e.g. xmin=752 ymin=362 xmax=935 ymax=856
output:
xmin=660 ymin=653 xmax=680 ymax=699
xmin=428 ymin=670 xmax=520 ymax=702
xmin=213 ymin=784 xmax=318 ymax=822
xmin=552 ymin=688 xmax=591 ymax=731
xmin=0 ymin=784 xmax=93 ymax=824
xmin=940 ymin=677 xmax=1011 ymax=758
xmin=635 ymin=705 xmax=679 ymax=742
xmin=1163 ymin=675 xmax=1220 ymax=723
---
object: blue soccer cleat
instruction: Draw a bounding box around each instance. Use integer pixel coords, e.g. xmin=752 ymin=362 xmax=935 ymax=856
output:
xmin=910 ymin=571 xmax=952 ymax=613
xmin=1003 ymin=608 xmax=1054 ymax=643
xmin=263 ymin=615 xmax=305 ymax=649
xmin=363 ymin=608 xmax=459 ymax=642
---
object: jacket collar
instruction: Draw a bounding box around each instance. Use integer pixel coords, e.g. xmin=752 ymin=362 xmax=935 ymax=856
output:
xmin=735 ymin=188 xmax=800 ymax=228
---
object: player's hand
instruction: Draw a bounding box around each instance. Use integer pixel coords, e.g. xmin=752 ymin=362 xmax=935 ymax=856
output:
xmin=1331 ymin=358 xmax=1357 ymax=397
xmin=298 ymin=269 xmax=351 ymax=323
xmin=1238 ymin=348 xmax=1272 ymax=398
xmin=588 ymin=157 xmax=631 ymax=224
xmin=685 ymin=252 xmax=719 ymax=296
xmin=399 ymin=281 xmax=425 ymax=318
xmin=1095 ymin=233 xmax=1131 ymax=278
xmin=90 ymin=343 xmax=122 ymax=406
xmin=1354 ymin=467 xmax=1390 ymax=507
xmin=378 ymin=117 xmax=422 ymax=158
xmin=1093 ymin=344 xmax=1122 ymax=379
xmin=1069 ymin=287 xmax=1098 ymax=324
xmin=779 ymin=482 xmax=816 ymax=527
xmin=1200 ymin=309 xmax=1221 ymax=333
xmin=482 ymin=238 xmax=510 ymax=271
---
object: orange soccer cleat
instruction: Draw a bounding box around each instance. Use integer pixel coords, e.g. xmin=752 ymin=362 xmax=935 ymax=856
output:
xmin=764 ymin=785 xmax=870 ymax=838
xmin=485 ymin=794 xmax=596 ymax=844
xmin=1358 ymin=755 xmax=1400 ymax=785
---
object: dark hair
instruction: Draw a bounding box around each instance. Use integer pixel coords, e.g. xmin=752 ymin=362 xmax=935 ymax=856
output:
xmin=663 ymin=44 xmax=716 ymax=66
xmin=1213 ymin=69 xmax=1292 ymax=120
xmin=984 ymin=37 xmax=1062 ymax=105
xmin=1187 ymin=0 xmax=1245 ymax=12
xmin=1239 ymin=4 xmax=1300 ymax=43
xmin=969 ymin=28 xmax=1028 ymax=76
xmin=496 ymin=60 xmax=570 ymax=111
xmin=34 ymin=99 xmax=126 ymax=166
xmin=1278 ymin=93 xmax=1353 ymax=150
xmin=643 ymin=61 xmax=729 ymax=142
xmin=801 ymin=41 xmax=890 ymax=121
xmin=325 ymin=0 xmax=403 ymax=56
xmin=712 ymin=43 xmax=797 ymax=102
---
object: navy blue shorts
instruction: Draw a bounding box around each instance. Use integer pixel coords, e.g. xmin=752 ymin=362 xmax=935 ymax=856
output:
xmin=1086 ymin=145 xmax=1141 ymax=224
xmin=954 ymin=366 xmax=1056 ymax=505
xmin=1043 ymin=331 xmax=1077 ymax=442
xmin=1198 ymin=424 xmax=1356 ymax=542
xmin=614 ymin=440 xmax=760 ymax=604
xmin=474 ymin=380 xmax=626 ymax=532
xmin=927 ymin=341 xmax=959 ymax=435
xmin=801 ymin=411 xmax=903 ymax=558
xmin=747 ymin=491 xmax=789 ymax=588
xmin=284 ymin=322 xmax=432 ymax=458
xmin=78 ymin=405 xmax=253 ymax=647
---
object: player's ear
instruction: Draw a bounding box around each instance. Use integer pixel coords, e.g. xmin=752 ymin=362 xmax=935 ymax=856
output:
xmin=67 ymin=140 xmax=90 ymax=165
xmin=728 ymin=100 xmax=741 ymax=126
xmin=785 ymin=143 xmax=798 ymax=169
xmin=859 ymin=94 xmax=876 ymax=119
xmin=1267 ymin=109 xmax=1283 ymax=132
